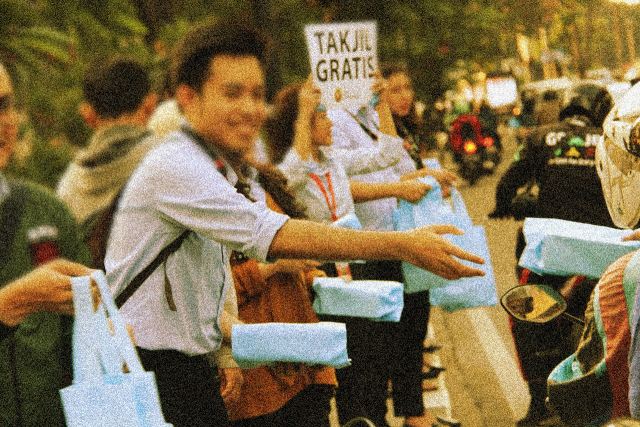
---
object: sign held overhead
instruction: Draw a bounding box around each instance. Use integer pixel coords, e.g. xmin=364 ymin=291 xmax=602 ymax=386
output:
xmin=305 ymin=21 xmax=378 ymax=110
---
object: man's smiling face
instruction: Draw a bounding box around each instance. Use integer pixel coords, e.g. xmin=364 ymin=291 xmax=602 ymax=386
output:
xmin=181 ymin=55 xmax=266 ymax=156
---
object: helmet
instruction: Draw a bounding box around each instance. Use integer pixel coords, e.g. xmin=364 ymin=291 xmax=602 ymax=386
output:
xmin=596 ymin=81 xmax=640 ymax=228
xmin=559 ymin=82 xmax=614 ymax=128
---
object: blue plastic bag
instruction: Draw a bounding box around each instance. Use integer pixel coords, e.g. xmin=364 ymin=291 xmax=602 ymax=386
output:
xmin=394 ymin=177 xmax=474 ymax=292
xmin=312 ymin=277 xmax=404 ymax=321
xmin=519 ymin=218 xmax=640 ymax=278
xmin=60 ymin=272 xmax=171 ymax=427
xmin=231 ymin=322 xmax=350 ymax=369
xmin=428 ymin=225 xmax=498 ymax=311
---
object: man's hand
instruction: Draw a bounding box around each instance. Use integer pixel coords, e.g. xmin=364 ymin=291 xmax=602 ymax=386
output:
xmin=622 ymin=229 xmax=640 ymax=242
xmin=404 ymin=225 xmax=485 ymax=280
xmin=0 ymin=259 xmax=94 ymax=326
xmin=219 ymin=367 xmax=244 ymax=405
xmin=394 ymin=180 xmax=431 ymax=203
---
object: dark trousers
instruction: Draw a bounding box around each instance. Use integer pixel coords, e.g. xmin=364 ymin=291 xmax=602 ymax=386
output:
xmin=137 ymin=347 xmax=230 ymax=427
xmin=230 ymin=384 xmax=334 ymax=427
xmin=388 ymin=290 xmax=430 ymax=416
xmin=321 ymin=261 xmax=431 ymax=425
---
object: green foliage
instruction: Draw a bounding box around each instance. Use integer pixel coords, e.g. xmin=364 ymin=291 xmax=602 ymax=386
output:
xmin=1 ymin=0 xmax=637 ymax=188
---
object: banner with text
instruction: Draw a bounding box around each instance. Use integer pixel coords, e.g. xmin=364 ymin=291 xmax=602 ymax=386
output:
xmin=305 ymin=21 xmax=377 ymax=111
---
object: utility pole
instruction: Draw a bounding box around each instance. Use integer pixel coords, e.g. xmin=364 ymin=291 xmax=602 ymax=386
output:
xmin=612 ymin=5 xmax=625 ymax=69
xmin=625 ymin=15 xmax=637 ymax=64
xmin=539 ymin=27 xmax=557 ymax=79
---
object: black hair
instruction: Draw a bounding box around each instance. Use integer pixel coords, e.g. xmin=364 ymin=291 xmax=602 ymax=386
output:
xmin=82 ymin=57 xmax=150 ymax=119
xmin=264 ymin=82 xmax=302 ymax=165
xmin=379 ymin=62 xmax=429 ymax=147
xmin=171 ymin=20 xmax=267 ymax=93
xmin=254 ymin=163 xmax=307 ymax=219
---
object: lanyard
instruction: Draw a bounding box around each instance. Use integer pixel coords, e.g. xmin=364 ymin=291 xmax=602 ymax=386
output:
xmin=181 ymin=126 xmax=228 ymax=178
xmin=309 ymin=172 xmax=338 ymax=222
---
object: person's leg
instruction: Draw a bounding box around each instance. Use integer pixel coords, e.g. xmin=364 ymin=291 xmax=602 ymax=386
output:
xmin=509 ymin=270 xmax=572 ymax=426
xmin=278 ymin=384 xmax=334 ymax=427
xmin=318 ymin=261 xmax=389 ymax=426
xmin=390 ymin=290 xmax=431 ymax=419
xmin=332 ymin=316 xmax=389 ymax=427
xmin=137 ymin=348 xmax=229 ymax=427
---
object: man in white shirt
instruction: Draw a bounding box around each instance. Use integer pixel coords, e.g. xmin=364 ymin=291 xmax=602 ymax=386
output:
xmin=105 ymin=21 xmax=484 ymax=427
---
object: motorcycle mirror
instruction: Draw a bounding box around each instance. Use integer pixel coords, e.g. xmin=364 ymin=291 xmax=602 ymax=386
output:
xmin=500 ymin=284 xmax=567 ymax=324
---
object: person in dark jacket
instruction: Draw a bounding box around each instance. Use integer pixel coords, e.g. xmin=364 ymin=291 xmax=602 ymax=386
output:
xmin=490 ymin=81 xmax=616 ymax=426
xmin=0 ymin=61 xmax=92 ymax=427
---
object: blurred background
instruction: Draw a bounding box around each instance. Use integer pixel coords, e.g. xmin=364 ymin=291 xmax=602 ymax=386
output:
xmin=2 ymin=0 xmax=640 ymax=187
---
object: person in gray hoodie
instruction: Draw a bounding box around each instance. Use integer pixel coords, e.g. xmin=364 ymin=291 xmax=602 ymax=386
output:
xmin=57 ymin=57 xmax=159 ymax=225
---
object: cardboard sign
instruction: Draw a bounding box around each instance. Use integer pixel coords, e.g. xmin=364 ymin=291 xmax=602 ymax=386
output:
xmin=305 ymin=21 xmax=377 ymax=110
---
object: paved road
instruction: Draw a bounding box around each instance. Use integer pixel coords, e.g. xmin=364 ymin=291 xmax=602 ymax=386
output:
xmin=431 ymin=127 xmax=531 ymax=427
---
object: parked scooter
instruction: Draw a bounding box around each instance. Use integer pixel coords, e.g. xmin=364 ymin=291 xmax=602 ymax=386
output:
xmin=448 ymin=114 xmax=501 ymax=184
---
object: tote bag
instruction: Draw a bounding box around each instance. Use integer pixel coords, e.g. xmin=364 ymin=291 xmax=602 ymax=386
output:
xmin=394 ymin=177 xmax=472 ymax=292
xmin=393 ymin=177 xmax=497 ymax=309
xmin=59 ymin=271 xmax=170 ymax=427
xmin=312 ymin=277 xmax=404 ymax=321
xmin=428 ymin=225 xmax=498 ymax=312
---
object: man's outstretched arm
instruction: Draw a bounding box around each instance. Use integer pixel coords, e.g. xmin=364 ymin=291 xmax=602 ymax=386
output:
xmin=268 ymin=219 xmax=484 ymax=281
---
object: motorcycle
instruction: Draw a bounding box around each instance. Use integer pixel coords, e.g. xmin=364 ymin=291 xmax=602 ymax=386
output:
xmin=448 ymin=114 xmax=501 ymax=185
xmin=500 ymin=282 xmax=600 ymax=427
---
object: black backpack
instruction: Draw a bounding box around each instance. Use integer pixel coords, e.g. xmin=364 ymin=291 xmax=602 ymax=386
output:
xmin=81 ymin=191 xmax=123 ymax=271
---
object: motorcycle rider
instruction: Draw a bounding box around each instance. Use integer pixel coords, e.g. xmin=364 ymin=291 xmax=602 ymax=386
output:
xmin=489 ymin=81 xmax=616 ymax=426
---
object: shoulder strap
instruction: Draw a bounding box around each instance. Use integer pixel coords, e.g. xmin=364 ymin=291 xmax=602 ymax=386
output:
xmin=345 ymin=109 xmax=378 ymax=141
xmin=82 ymin=189 xmax=125 ymax=270
xmin=114 ymin=127 xmax=230 ymax=308
xmin=0 ymin=182 xmax=27 ymax=266
xmin=115 ymin=230 xmax=190 ymax=308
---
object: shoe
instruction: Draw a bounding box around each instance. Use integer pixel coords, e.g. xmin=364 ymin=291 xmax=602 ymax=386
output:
xmin=421 ymin=366 xmax=446 ymax=380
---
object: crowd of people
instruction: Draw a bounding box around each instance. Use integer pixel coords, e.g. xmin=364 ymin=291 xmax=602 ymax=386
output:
xmin=0 ymin=20 xmax=484 ymax=427
xmin=4 ymin=16 xmax=640 ymax=427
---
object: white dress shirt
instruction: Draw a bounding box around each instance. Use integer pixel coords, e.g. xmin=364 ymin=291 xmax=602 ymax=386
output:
xmin=278 ymin=133 xmax=405 ymax=224
xmin=328 ymin=108 xmax=417 ymax=231
xmin=105 ymin=130 xmax=288 ymax=356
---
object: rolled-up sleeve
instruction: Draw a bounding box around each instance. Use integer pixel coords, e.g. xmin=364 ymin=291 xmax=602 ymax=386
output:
xmin=146 ymin=143 xmax=289 ymax=262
